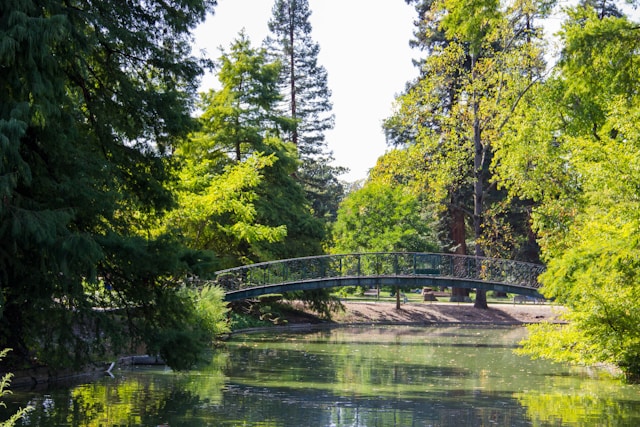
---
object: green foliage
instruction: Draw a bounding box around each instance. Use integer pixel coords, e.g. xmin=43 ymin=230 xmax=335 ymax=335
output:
xmin=333 ymin=286 xmax=359 ymax=298
xmin=265 ymin=0 xmax=334 ymax=157
xmin=195 ymin=285 xmax=231 ymax=338
xmin=174 ymin=28 xmax=331 ymax=321
xmin=0 ymin=350 xmax=32 ymax=426
xmin=385 ymin=0 xmax=551 ymax=306
xmin=496 ymin=5 xmax=640 ymax=381
xmin=265 ymin=0 xmax=345 ymax=221
xmin=251 ymin=139 xmax=326 ymax=260
xmin=520 ymin=204 xmax=640 ymax=381
xmin=438 ymin=0 xmax=501 ymax=56
xmin=331 ymin=180 xmax=438 ymax=253
xmin=298 ymin=158 xmax=347 ymax=222
xmin=229 ymin=311 xmax=272 ymax=330
xmin=384 ymin=0 xmax=548 ymax=272
xmin=0 ymin=0 xmax=220 ymax=371
xmin=170 ymin=148 xmax=287 ymax=267
xmin=199 ymin=31 xmax=294 ymax=162
xmin=143 ymin=285 xmax=230 ymax=371
xmin=175 ymin=33 xmax=323 ymax=266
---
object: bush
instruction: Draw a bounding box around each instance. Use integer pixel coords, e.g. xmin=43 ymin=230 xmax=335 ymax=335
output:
xmin=195 ymin=285 xmax=231 ymax=337
xmin=229 ymin=311 xmax=272 ymax=330
xmin=145 ymin=285 xmax=230 ymax=371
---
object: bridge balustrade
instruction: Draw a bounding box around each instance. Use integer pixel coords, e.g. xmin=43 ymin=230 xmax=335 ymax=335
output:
xmin=212 ymin=252 xmax=545 ymax=295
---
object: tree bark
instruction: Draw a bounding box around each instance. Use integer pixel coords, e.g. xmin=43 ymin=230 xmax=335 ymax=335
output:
xmin=472 ymin=91 xmax=488 ymax=309
xmin=450 ymin=206 xmax=470 ymax=302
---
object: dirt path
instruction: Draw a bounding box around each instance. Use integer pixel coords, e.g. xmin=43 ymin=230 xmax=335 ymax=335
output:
xmin=327 ymin=301 xmax=565 ymax=325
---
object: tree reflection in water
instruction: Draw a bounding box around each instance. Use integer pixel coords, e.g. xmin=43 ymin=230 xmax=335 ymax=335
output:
xmin=2 ymin=326 xmax=640 ymax=426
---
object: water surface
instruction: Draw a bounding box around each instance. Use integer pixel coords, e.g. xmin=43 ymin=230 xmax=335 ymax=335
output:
xmin=3 ymin=326 xmax=639 ymax=426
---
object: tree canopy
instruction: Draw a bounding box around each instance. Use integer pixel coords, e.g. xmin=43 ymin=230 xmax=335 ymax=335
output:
xmin=4 ymin=0 xmax=640 ymax=383
xmin=0 ymin=0 xmax=223 ymax=370
xmin=386 ymin=0 xmax=549 ymax=305
xmin=387 ymin=0 xmax=640 ymax=380
xmin=494 ymin=3 xmax=640 ymax=381
xmin=331 ymin=173 xmax=438 ymax=254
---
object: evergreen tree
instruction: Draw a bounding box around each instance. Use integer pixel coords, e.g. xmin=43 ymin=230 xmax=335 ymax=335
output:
xmin=199 ymin=32 xmax=294 ymax=163
xmin=183 ymin=32 xmax=325 ymax=263
xmin=264 ymin=0 xmax=345 ymax=221
xmin=0 ymin=0 xmax=219 ymax=370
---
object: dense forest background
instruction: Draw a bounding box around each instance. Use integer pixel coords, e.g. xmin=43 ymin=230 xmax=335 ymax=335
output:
xmin=1 ymin=0 xmax=640 ymax=381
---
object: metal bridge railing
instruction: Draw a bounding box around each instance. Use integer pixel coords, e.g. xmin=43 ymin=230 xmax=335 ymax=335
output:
xmin=211 ymin=252 xmax=545 ymax=293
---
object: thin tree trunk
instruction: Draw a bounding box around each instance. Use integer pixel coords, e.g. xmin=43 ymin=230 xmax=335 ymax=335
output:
xmin=288 ymin=12 xmax=298 ymax=147
xmin=473 ymin=90 xmax=488 ymax=309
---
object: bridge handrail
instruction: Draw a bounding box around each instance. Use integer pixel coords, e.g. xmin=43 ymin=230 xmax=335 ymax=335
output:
xmin=210 ymin=252 xmax=545 ymax=292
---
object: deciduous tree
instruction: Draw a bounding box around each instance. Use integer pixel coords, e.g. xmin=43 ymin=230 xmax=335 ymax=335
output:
xmin=331 ymin=179 xmax=438 ymax=255
xmin=496 ymin=3 xmax=640 ymax=381
xmin=386 ymin=0 xmax=549 ymax=306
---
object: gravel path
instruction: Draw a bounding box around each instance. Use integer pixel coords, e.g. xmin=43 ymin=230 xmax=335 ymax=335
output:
xmin=329 ymin=301 xmax=566 ymax=325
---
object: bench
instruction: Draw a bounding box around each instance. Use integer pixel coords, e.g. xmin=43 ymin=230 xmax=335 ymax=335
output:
xmin=416 ymin=268 xmax=440 ymax=275
xmin=513 ymin=295 xmax=544 ymax=304
xmin=363 ymin=288 xmax=379 ymax=297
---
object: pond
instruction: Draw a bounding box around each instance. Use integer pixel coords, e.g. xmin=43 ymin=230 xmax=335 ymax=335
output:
xmin=2 ymin=325 xmax=639 ymax=426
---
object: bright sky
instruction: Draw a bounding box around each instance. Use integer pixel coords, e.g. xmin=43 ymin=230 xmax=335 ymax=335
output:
xmin=192 ymin=0 xmax=418 ymax=182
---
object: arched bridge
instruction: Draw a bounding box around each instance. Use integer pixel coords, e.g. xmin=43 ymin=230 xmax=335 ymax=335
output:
xmin=212 ymin=252 xmax=546 ymax=302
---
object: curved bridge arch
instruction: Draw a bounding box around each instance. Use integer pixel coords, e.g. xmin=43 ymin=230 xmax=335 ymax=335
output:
xmin=211 ymin=252 xmax=546 ymax=302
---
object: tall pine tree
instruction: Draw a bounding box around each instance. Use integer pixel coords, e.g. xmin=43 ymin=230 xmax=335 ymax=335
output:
xmin=264 ymin=0 xmax=345 ymax=221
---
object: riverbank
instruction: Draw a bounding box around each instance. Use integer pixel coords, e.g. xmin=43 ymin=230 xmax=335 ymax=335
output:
xmin=289 ymin=300 xmax=566 ymax=325
xmin=9 ymin=301 xmax=563 ymax=388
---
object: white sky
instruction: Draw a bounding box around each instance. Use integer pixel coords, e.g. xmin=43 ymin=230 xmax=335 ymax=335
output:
xmin=192 ymin=0 xmax=418 ymax=182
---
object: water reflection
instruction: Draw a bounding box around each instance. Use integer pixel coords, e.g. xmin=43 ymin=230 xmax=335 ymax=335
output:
xmin=2 ymin=326 xmax=639 ymax=426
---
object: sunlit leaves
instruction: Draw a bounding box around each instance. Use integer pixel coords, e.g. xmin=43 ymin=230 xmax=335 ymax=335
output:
xmin=0 ymin=349 xmax=32 ymax=426
xmin=437 ymin=0 xmax=501 ymax=55
xmin=173 ymin=31 xmax=324 ymax=267
xmin=199 ymin=31 xmax=293 ymax=162
xmin=501 ymin=5 xmax=640 ymax=381
xmin=331 ymin=180 xmax=438 ymax=254
xmin=193 ymin=285 xmax=230 ymax=338
xmin=386 ymin=0 xmax=548 ymax=272
xmin=171 ymin=147 xmax=287 ymax=266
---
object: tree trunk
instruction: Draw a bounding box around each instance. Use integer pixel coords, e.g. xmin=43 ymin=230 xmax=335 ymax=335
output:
xmin=288 ymin=17 xmax=298 ymax=147
xmin=395 ymin=286 xmax=401 ymax=310
xmin=450 ymin=206 xmax=470 ymax=302
xmin=472 ymin=92 xmax=488 ymax=309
